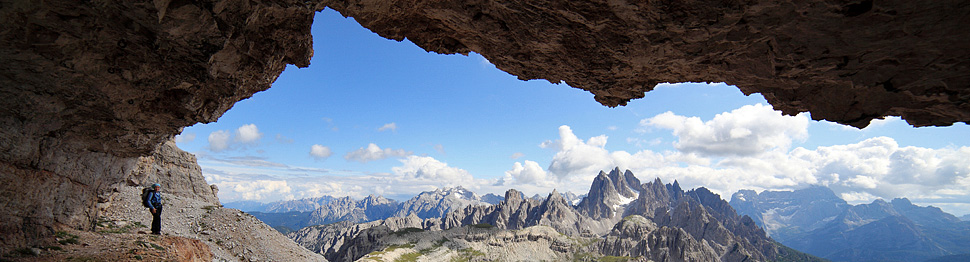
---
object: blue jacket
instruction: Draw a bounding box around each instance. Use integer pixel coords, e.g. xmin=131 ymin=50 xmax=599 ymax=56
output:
xmin=145 ymin=191 xmax=162 ymax=209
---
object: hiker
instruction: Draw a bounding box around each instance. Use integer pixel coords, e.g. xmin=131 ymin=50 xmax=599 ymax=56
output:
xmin=145 ymin=183 xmax=163 ymax=235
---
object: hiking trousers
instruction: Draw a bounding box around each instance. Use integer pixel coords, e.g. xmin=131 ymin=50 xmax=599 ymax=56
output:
xmin=151 ymin=206 xmax=163 ymax=234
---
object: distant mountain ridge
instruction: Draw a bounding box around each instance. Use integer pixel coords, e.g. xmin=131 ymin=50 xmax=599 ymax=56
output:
xmin=289 ymin=168 xmax=816 ymax=262
xmin=223 ymin=196 xmax=338 ymax=213
xmin=731 ymin=186 xmax=970 ymax=262
xmin=239 ymin=185 xmax=542 ymax=233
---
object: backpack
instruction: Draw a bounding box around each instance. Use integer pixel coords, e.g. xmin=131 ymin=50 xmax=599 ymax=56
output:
xmin=141 ymin=187 xmax=153 ymax=208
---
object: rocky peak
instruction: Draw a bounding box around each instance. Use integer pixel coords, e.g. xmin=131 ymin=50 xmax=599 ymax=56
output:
xmin=623 ymin=177 xmax=671 ymax=219
xmin=606 ymin=168 xmax=639 ymax=198
xmin=576 ymin=168 xmax=643 ymax=220
xmin=480 ymin=193 xmax=505 ymax=205
xmin=622 ymin=169 xmax=644 ymax=192
xmin=361 ymin=194 xmax=393 ymax=206
xmin=537 ymin=189 xmax=575 ymax=220
xmin=263 ymin=195 xmax=338 ymax=213
xmin=539 ymin=190 xmax=569 ymax=213
xmin=393 ymin=186 xmax=489 ymax=219
xmin=730 ymin=186 xmax=851 ymax=240
xmin=292 ymin=170 xmax=812 ymax=262
xmin=576 ymin=171 xmax=624 ymax=219
xmin=504 ymin=189 xmax=524 ymax=206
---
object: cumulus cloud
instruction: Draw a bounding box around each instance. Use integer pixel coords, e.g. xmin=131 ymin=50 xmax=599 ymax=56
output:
xmin=208 ymin=130 xmax=231 ymax=152
xmin=310 ymin=144 xmax=333 ymax=160
xmin=198 ymin=104 xmax=968 ymax=216
xmin=789 ymin=138 xmax=970 ymax=205
xmin=643 ymin=104 xmax=808 ymax=156
xmin=517 ymin=109 xmax=970 ymax=215
xmin=503 ymin=160 xmax=555 ymax=187
xmin=530 ymin=125 xmax=677 ymax=193
xmin=212 ymin=178 xmax=293 ymax=201
xmin=378 ymin=123 xmax=398 ymax=132
xmin=206 ymin=124 xmax=265 ymax=152
xmin=344 ymin=143 xmax=412 ymax=163
xmin=391 ymin=155 xmax=474 ymax=186
xmin=175 ymin=133 xmax=196 ymax=144
xmin=542 ymin=125 xmax=615 ymax=180
xmin=235 ymin=124 xmax=263 ymax=143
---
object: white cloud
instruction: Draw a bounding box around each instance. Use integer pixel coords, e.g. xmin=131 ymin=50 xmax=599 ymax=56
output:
xmin=478 ymin=54 xmax=495 ymax=68
xmin=845 ymin=175 xmax=879 ymax=189
xmin=841 ymin=191 xmax=879 ymax=203
xmin=344 ymin=143 xmax=412 ymax=163
xmin=391 ymin=156 xmax=474 ymax=186
xmin=543 ymin=125 xmax=615 ymax=181
xmin=518 ymin=109 xmax=970 ymax=215
xmin=208 ymin=130 xmax=231 ymax=152
xmin=531 ymin=125 xmax=677 ymax=193
xmin=198 ymin=104 xmax=968 ymax=216
xmin=510 ymin=152 xmax=525 ymax=159
xmin=378 ymin=123 xmax=398 ymax=132
xmin=643 ymin=104 xmax=808 ymax=156
xmin=503 ymin=160 xmax=555 ymax=187
xmin=235 ymin=124 xmax=263 ymax=143
xmin=310 ymin=144 xmax=333 ymax=160
xmin=825 ymin=116 xmax=903 ymax=131
xmin=175 ymin=133 xmax=196 ymax=144
xmin=866 ymin=116 xmax=901 ymax=128
xmin=218 ymin=179 xmax=293 ymax=201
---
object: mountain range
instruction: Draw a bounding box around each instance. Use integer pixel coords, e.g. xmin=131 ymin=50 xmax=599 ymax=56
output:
xmin=287 ymin=168 xmax=818 ymax=261
xmin=228 ymin=186 xmax=513 ymax=233
xmin=731 ymin=186 xmax=970 ymax=262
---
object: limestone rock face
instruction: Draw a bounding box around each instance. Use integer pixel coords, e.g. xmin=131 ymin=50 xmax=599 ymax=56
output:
xmin=307 ymin=195 xmax=398 ymax=225
xmin=289 ymin=215 xmax=426 ymax=261
xmin=1 ymin=0 xmax=315 ymax=249
xmin=127 ymin=138 xmax=219 ymax=204
xmin=393 ymin=186 xmax=490 ymax=219
xmin=0 ymin=149 xmax=137 ymax=250
xmin=290 ymin=171 xmax=791 ymax=262
xmin=600 ymin=215 xmax=720 ymax=262
xmin=576 ymin=168 xmax=641 ymax=220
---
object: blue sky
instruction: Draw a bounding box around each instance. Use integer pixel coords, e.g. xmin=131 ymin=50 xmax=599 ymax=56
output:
xmin=175 ymin=9 xmax=970 ymax=216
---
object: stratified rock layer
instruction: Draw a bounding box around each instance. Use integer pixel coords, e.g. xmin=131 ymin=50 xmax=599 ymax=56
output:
xmin=1 ymin=0 xmax=968 ymax=251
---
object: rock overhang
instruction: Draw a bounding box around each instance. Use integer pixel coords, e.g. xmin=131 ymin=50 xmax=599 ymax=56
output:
xmin=2 ymin=0 xmax=968 ymax=159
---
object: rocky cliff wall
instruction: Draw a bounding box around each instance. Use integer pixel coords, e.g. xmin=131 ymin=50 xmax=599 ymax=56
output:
xmin=0 ymin=0 xmax=315 ymax=250
xmin=0 ymin=148 xmax=138 ymax=251
xmin=1 ymin=0 xmax=968 ymax=251
xmin=127 ymin=138 xmax=219 ymax=204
